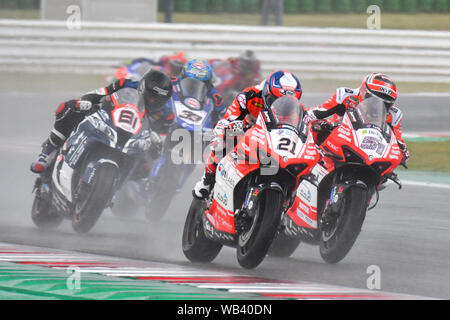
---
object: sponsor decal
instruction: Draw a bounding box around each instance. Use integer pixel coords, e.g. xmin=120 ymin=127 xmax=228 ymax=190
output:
xmin=337 ymin=127 xmax=351 ymax=136
xmin=218 ymin=164 xmax=237 ymax=187
xmin=252 ymin=101 xmax=264 ymax=108
xmin=153 ymin=86 xmax=169 ymax=96
xmin=184 ymin=98 xmax=200 ymax=109
xmin=299 ymin=188 xmax=312 ymax=202
xmin=326 ymin=141 xmax=339 ymax=152
xmin=337 ymin=133 xmax=352 ymax=142
xmin=361 ymin=136 xmax=379 ymax=150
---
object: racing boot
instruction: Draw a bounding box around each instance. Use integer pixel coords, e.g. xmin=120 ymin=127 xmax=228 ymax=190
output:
xmin=193 ymin=171 xmax=215 ymax=199
xmin=30 ymin=140 xmax=58 ymax=174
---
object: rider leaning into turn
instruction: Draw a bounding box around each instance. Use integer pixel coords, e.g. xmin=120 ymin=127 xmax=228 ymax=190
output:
xmin=193 ymin=69 xmax=305 ymax=199
xmin=306 ymin=73 xmax=410 ymax=165
xmin=30 ymin=69 xmax=174 ymax=174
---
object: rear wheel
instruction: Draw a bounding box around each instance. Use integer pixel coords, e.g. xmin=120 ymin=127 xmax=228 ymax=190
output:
xmin=319 ymin=186 xmax=367 ymax=264
xmin=145 ymin=189 xmax=173 ymax=221
xmin=182 ymin=198 xmax=222 ymax=263
xmin=111 ymin=181 xmax=141 ymax=217
xmin=237 ymin=190 xmax=283 ymax=269
xmin=267 ymin=232 xmax=301 ymax=258
xmin=72 ymin=164 xmax=117 ymax=233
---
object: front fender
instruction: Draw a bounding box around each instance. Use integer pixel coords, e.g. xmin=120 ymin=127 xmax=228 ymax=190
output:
xmin=243 ymin=182 xmax=284 ymax=211
xmin=81 ymin=159 xmax=120 ymax=186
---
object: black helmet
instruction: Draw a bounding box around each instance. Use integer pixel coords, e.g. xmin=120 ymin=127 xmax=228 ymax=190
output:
xmin=238 ymin=50 xmax=258 ymax=74
xmin=138 ymin=69 xmax=173 ymax=115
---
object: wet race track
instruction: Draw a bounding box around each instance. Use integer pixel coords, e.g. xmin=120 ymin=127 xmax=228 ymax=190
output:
xmin=0 ymin=78 xmax=449 ymax=299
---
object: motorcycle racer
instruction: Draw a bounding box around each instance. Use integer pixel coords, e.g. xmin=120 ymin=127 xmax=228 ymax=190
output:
xmin=113 ymin=51 xmax=188 ymax=82
xmin=193 ymin=69 xmax=304 ymax=199
xmin=210 ymin=50 xmax=262 ymax=94
xmin=30 ymin=69 xmax=174 ymax=174
xmin=173 ymin=59 xmax=227 ymax=126
xmin=306 ymin=73 xmax=410 ymax=165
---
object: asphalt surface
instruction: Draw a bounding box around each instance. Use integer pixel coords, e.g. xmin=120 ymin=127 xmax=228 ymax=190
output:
xmin=0 ymin=81 xmax=449 ymax=299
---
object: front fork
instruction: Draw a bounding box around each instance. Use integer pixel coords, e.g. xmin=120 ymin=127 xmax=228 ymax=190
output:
xmin=32 ymin=172 xmax=52 ymax=200
xmin=319 ymin=181 xmax=368 ymax=231
xmin=234 ymin=182 xmax=288 ymax=235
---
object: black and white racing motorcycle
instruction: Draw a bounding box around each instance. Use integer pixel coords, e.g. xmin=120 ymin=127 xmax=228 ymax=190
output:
xmin=31 ymin=88 xmax=154 ymax=233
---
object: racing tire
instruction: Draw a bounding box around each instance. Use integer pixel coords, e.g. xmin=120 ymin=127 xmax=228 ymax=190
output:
xmin=182 ymin=197 xmax=222 ymax=263
xmin=319 ymin=186 xmax=367 ymax=264
xmin=145 ymin=189 xmax=172 ymax=221
xmin=72 ymin=163 xmax=117 ymax=234
xmin=110 ymin=182 xmax=140 ymax=218
xmin=237 ymin=189 xmax=283 ymax=269
xmin=267 ymin=232 xmax=301 ymax=258
xmin=31 ymin=195 xmax=63 ymax=229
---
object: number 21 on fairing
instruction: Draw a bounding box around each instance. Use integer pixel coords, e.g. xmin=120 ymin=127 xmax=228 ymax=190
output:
xmin=277 ymin=137 xmax=297 ymax=155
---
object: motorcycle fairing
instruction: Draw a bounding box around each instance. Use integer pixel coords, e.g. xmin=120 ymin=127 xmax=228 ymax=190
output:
xmin=169 ymin=85 xmax=214 ymax=131
xmin=204 ymin=111 xmax=319 ymax=236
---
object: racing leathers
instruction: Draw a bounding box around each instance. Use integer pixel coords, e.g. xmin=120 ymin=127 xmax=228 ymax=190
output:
xmin=193 ymin=82 xmax=306 ymax=198
xmin=306 ymin=86 xmax=410 ymax=164
xmin=30 ymin=78 xmax=166 ymax=174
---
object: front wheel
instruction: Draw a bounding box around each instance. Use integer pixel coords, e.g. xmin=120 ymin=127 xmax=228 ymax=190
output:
xmin=31 ymin=193 xmax=63 ymax=229
xmin=319 ymin=186 xmax=367 ymax=264
xmin=72 ymin=163 xmax=117 ymax=233
xmin=182 ymin=197 xmax=222 ymax=263
xmin=237 ymin=189 xmax=283 ymax=269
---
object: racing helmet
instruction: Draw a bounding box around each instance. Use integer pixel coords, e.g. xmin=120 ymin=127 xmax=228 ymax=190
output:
xmin=262 ymin=70 xmax=302 ymax=108
xmin=237 ymin=50 xmax=258 ymax=75
xmin=138 ymin=69 xmax=173 ymax=115
xmin=168 ymin=51 xmax=188 ymax=77
xmin=182 ymin=59 xmax=213 ymax=82
xmin=360 ymin=73 xmax=397 ymax=110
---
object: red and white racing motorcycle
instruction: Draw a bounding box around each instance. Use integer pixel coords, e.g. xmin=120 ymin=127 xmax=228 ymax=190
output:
xmin=182 ymin=97 xmax=320 ymax=269
xmin=269 ymin=97 xmax=405 ymax=263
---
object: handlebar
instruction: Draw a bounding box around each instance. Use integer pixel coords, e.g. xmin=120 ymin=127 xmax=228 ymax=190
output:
xmin=385 ymin=172 xmax=402 ymax=189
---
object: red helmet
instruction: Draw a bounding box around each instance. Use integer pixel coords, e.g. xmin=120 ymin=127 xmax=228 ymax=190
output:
xmin=262 ymin=70 xmax=302 ymax=107
xmin=360 ymin=73 xmax=397 ymax=110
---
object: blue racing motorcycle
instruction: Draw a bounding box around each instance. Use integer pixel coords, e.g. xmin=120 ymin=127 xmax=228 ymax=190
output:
xmin=31 ymin=88 xmax=153 ymax=233
xmin=112 ymin=77 xmax=217 ymax=220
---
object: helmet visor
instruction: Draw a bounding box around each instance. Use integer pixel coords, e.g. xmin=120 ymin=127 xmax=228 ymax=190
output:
xmin=361 ymin=83 xmax=396 ymax=110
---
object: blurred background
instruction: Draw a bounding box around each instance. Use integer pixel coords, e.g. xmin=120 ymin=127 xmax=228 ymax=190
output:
xmin=0 ymin=0 xmax=449 ymax=171
xmin=0 ymin=0 xmax=449 ymax=299
xmin=2 ymin=0 xmax=450 ymax=28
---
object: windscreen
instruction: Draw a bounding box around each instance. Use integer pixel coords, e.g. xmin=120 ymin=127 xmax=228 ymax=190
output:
xmin=355 ymin=97 xmax=387 ymax=131
xmin=180 ymin=77 xmax=208 ymax=103
xmin=113 ymin=88 xmax=143 ymax=112
xmin=270 ymin=96 xmax=303 ymax=129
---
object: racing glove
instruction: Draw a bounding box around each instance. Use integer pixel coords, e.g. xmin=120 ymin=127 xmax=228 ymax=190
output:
xmin=304 ymin=109 xmax=317 ymax=124
xmin=149 ymin=131 xmax=163 ymax=159
xmin=75 ymin=100 xmax=93 ymax=112
xmin=311 ymin=119 xmax=337 ymax=132
xmin=210 ymin=119 xmax=246 ymax=152
xmin=398 ymin=141 xmax=410 ymax=166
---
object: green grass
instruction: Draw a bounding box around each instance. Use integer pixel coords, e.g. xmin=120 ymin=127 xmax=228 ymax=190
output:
xmin=2 ymin=10 xmax=450 ymax=31
xmin=0 ymin=9 xmax=39 ymax=19
xmin=160 ymin=12 xmax=450 ymax=30
xmin=403 ymin=140 xmax=450 ymax=172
